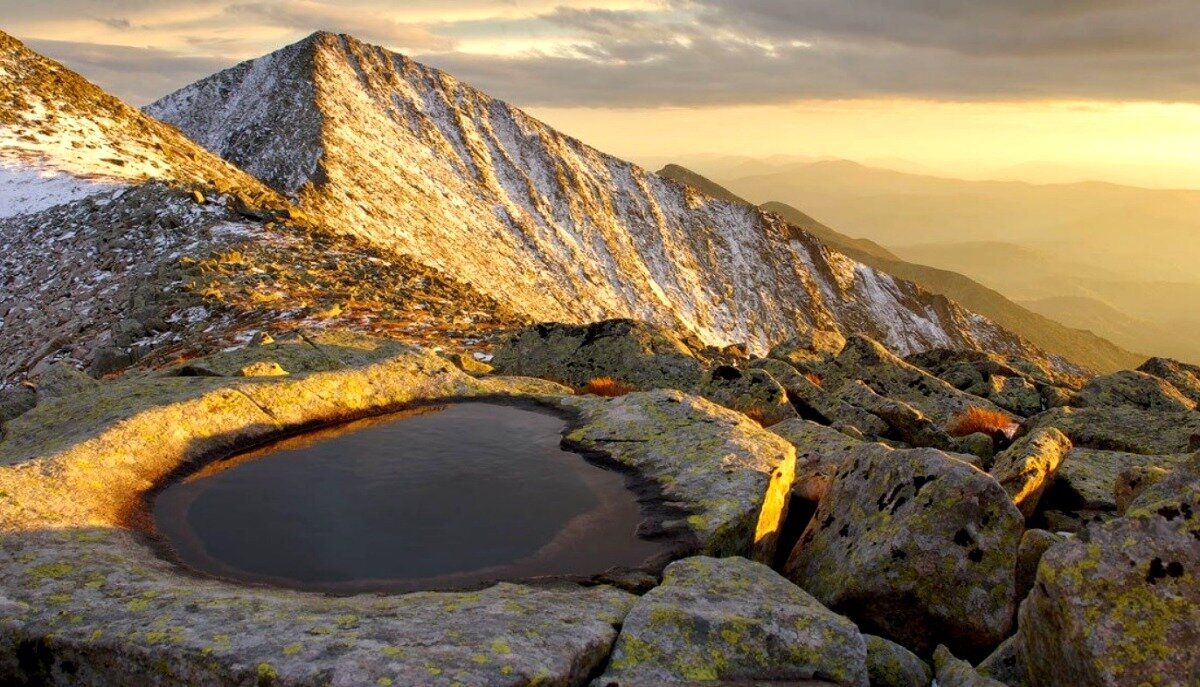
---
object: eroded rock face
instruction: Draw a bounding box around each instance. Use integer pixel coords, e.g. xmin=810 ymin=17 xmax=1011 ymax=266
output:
xmin=564 ymin=390 xmax=796 ymax=563
xmin=593 ymin=556 xmax=869 ymax=687
xmin=990 ymin=427 xmax=1072 ymax=518
xmin=1072 ymin=370 xmax=1196 ymax=412
xmin=786 ymin=444 xmax=1023 ymax=659
xmin=490 ymin=319 xmax=713 ymax=390
xmin=1015 ymin=514 xmax=1200 ymax=687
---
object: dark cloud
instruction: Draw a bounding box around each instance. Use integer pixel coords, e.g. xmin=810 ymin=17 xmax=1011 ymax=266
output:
xmin=422 ymin=0 xmax=1200 ymax=106
xmin=96 ymin=17 xmax=133 ymax=30
xmin=23 ymin=39 xmax=237 ymax=106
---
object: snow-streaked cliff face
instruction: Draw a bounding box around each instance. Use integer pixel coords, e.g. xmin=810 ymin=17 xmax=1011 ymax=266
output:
xmin=148 ymin=32 xmax=1042 ymax=360
xmin=0 ymin=31 xmax=279 ymax=219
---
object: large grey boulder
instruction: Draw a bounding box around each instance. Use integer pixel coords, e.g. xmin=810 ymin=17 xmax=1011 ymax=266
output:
xmin=785 ymin=444 xmax=1023 ymax=658
xmin=990 ymin=427 xmax=1072 ymax=518
xmin=593 ymin=556 xmax=870 ymax=687
xmin=750 ymin=357 xmax=889 ymax=436
xmin=769 ymin=418 xmax=864 ymax=500
xmin=1014 ymin=529 xmax=1064 ymax=604
xmin=33 ymin=363 xmax=98 ymax=402
xmin=1072 ymin=370 xmax=1196 ymax=412
xmin=1045 ymin=448 xmax=1190 ymax=512
xmin=1015 ymin=513 xmax=1200 ymax=687
xmin=564 ymin=390 xmax=797 ymax=563
xmin=837 ymin=380 xmax=954 ymax=449
xmin=767 ymin=327 xmax=847 ymax=369
xmin=490 ymin=319 xmax=712 ymax=390
xmin=933 ymin=646 xmax=1007 ymax=687
xmin=1126 ymin=451 xmax=1200 ymax=522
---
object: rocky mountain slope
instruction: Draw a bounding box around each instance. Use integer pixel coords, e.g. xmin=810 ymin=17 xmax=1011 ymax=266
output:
xmin=0 ymin=33 xmax=518 ymax=385
xmin=660 ymin=164 xmax=1144 ymax=373
xmin=146 ymin=32 xmax=1071 ymax=368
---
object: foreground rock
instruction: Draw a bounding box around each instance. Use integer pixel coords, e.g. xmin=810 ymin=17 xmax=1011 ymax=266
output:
xmin=786 ymin=444 xmax=1023 ymax=658
xmin=695 ymin=365 xmax=797 ymax=427
xmin=1 ymin=332 xmax=731 ymax=686
xmin=1015 ymin=513 xmax=1200 ymax=687
xmin=491 ymin=319 xmax=715 ymax=390
xmin=863 ymin=635 xmax=931 ymax=687
xmin=565 ymin=390 xmax=797 ymax=562
xmin=593 ymin=557 xmax=869 ymax=687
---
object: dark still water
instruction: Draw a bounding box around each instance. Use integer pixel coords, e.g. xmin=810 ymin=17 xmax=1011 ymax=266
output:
xmin=153 ymin=402 xmax=669 ymax=592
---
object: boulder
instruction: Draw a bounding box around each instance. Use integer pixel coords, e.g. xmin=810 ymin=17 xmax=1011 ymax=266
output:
xmin=769 ymin=418 xmax=864 ymax=498
xmin=864 ymin=634 xmax=932 ymax=687
xmin=837 ymin=380 xmax=954 ymax=450
xmin=751 ymin=358 xmax=889 ymax=436
xmin=437 ymin=351 xmax=493 ymax=376
xmin=1029 ymin=406 xmax=1200 ymax=455
xmin=1126 ymin=452 xmax=1200 ymax=525
xmin=238 ymin=361 xmax=288 ymax=377
xmin=695 ymin=365 xmax=797 ymax=427
xmin=933 ymin=645 xmax=1007 ymax=687
xmin=1072 ymin=370 xmax=1196 ymax=412
xmin=593 ymin=556 xmax=869 ymax=687
xmin=1015 ymin=514 xmax=1200 ymax=687
xmin=905 ymin=348 xmax=1086 ymax=394
xmin=1114 ymin=464 xmax=1171 ymax=514
xmin=490 ymin=319 xmax=709 ymax=390
xmin=786 ymin=444 xmax=1023 ymax=658
xmin=1043 ymin=448 xmax=1190 ymax=512
xmin=565 ymin=390 xmax=796 ymax=563
xmin=954 ymin=432 xmax=996 ymax=466
xmin=1014 ymin=529 xmax=1064 ymax=604
xmin=767 ymin=327 xmax=847 ymax=369
xmin=33 ymin=363 xmax=98 ymax=402
xmin=1138 ymin=356 xmax=1200 ymax=405
xmin=989 ymin=376 xmax=1043 ymax=417
xmin=990 ymin=427 xmax=1071 ymax=518
xmin=825 ymin=336 xmax=1010 ymax=426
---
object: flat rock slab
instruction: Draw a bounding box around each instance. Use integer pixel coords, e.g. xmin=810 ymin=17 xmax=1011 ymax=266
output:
xmin=0 ymin=530 xmax=634 ymax=686
xmin=564 ymin=391 xmax=797 ymax=563
xmin=592 ymin=556 xmax=869 ymax=687
xmin=2 ymin=334 xmax=759 ymax=685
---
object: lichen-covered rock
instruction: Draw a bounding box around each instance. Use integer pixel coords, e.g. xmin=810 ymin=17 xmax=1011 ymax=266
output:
xmin=751 ymin=358 xmax=888 ymax=436
xmin=1015 ymin=529 xmax=1064 ymax=604
xmin=933 ymin=645 xmax=1007 ymax=687
xmin=33 ymin=363 xmax=98 ymax=402
xmin=864 ymin=634 xmax=931 ymax=687
xmin=1114 ymin=464 xmax=1171 ymax=514
xmin=1126 ymin=452 xmax=1200 ymax=527
xmin=990 ymin=427 xmax=1071 ymax=518
xmin=564 ymin=390 xmax=796 ymax=563
xmin=837 ymin=379 xmax=954 ymax=450
xmin=786 ymin=444 xmax=1023 ymax=658
xmin=1030 ymin=405 xmax=1200 ymax=455
xmin=1044 ymin=448 xmax=1189 ymax=512
xmin=695 ymin=365 xmax=797 ymax=427
xmin=769 ymin=418 xmax=863 ymax=499
xmin=955 ymin=432 xmax=996 ymax=466
xmin=825 ymin=336 xmax=1010 ymax=426
xmin=593 ymin=556 xmax=869 ymax=687
xmin=905 ymin=348 xmax=1086 ymax=394
xmin=0 ymin=334 xmax=662 ymax=686
xmin=1138 ymin=356 xmax=1200 ymax=405
xmin=976 ymin=638 xmax=1025 ymax=687
xmin=767 ymin=327 xmax=847 ymax=369
xmin=490 ymin=319 xmax=710 ymax=390
xmin=438 ymin=350 xmax=493 ymax=376
xmin=1072 ymin=370 xmax=1196 ymax=412
xmin=990 ymin=376 xmax=1043 ymax=417
xmin=0 ymin=386 xmax=35 ymax=422
xmin=0 ymin=530 xmax=636 ymax=687
xmin=1014 ymin=514 xmax=1200 ymax=687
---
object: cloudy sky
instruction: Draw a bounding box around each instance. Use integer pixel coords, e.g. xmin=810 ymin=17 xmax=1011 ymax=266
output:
xmin=5 ymin=0 xmax=1199 ymax=187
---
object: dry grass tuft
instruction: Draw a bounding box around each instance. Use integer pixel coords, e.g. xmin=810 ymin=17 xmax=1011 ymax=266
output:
xmin=582 ymin=377 xmax=635 ymax=397
xmin=804 ymin=371 xmax=823 ymax=387
xmin=947 ymin=406 xmax=1016 ymax=438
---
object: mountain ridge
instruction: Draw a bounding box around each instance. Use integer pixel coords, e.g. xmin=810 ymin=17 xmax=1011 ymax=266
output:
xmin=146 ymin=31 xmax=1073 ymax=369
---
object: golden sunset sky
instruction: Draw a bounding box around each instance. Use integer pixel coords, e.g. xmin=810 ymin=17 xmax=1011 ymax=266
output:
xmin=5 ymin=0 xmax=1198 ymax=188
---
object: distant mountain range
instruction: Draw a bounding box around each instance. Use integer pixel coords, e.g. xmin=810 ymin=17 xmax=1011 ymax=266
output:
xmin=657 ymin=165 xmax=1145 ymax=372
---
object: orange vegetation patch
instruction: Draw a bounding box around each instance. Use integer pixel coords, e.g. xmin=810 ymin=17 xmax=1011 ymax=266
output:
xmin=744 ymin=407 xmax=785 ymax=428
xmin=946 ymin=406 xmax=1017 ymax=438
xmin=804 ymin=371 xmax=823 ymax=387
xmin=582 ymin=377 xmax=636 ymax=397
